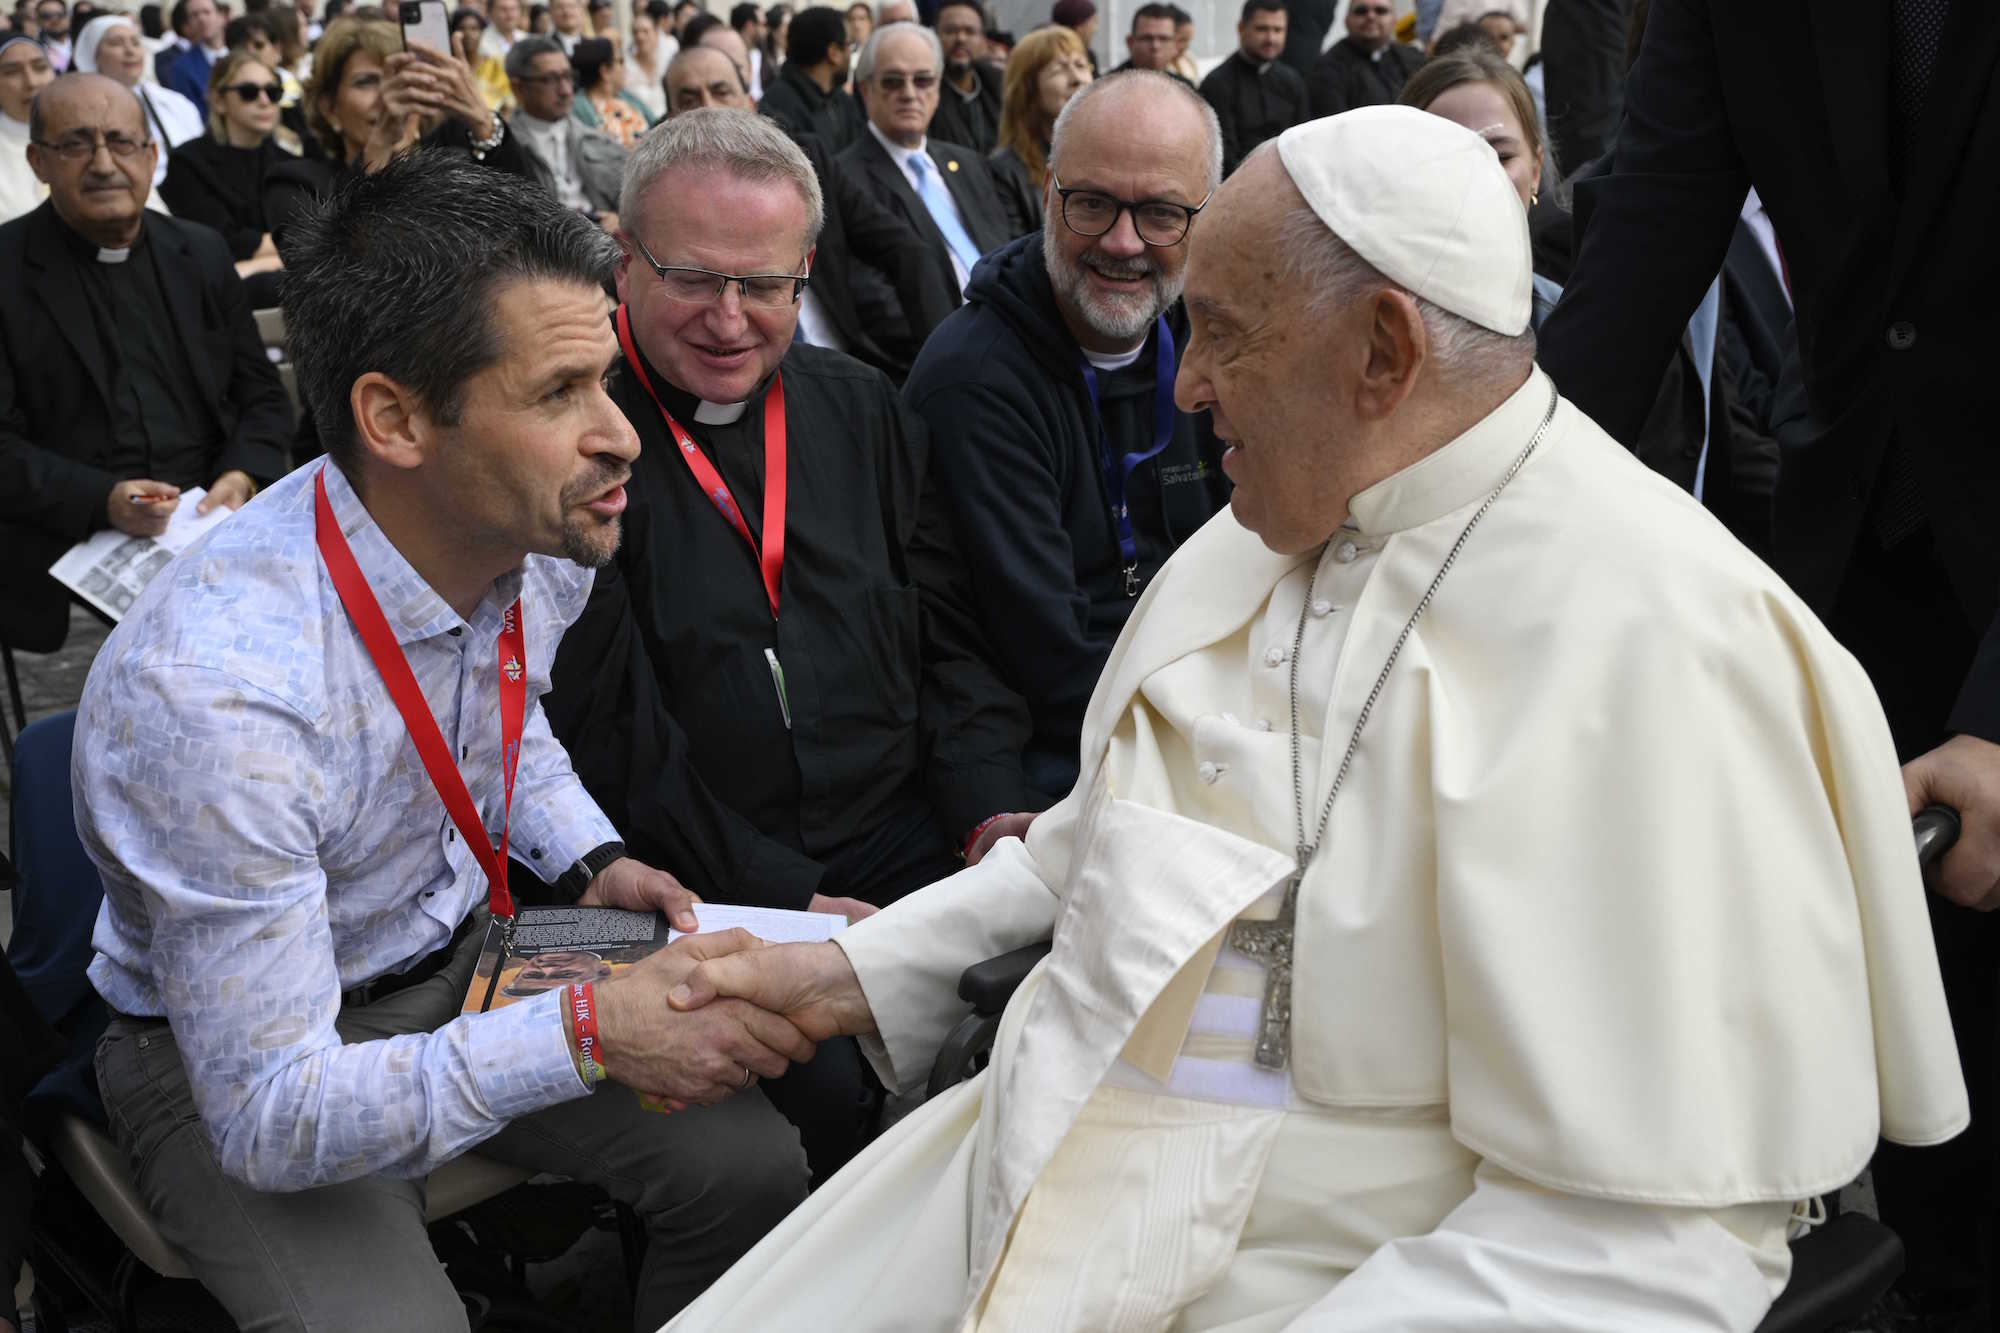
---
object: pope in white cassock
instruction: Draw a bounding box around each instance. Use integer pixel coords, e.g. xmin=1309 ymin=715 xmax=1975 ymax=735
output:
xmin=660 ymin=106 xmax=1971 ymax=1331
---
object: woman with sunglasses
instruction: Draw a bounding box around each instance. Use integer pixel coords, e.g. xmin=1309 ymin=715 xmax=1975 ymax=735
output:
xmin=160 ymin=48 xmax=289 ymax=297
xmin=160 ymin=46 xmax=287 ymax=303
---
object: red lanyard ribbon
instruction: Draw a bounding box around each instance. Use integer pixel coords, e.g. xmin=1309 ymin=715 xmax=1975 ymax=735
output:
xmin=313 ymin=466 xmax=526 ymax=926
xmin=615 ymin=303 xmax=787 ymax=618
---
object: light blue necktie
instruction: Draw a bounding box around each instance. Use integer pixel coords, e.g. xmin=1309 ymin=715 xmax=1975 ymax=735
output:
xmin=909 ymin=152 xmax=983 ymax=277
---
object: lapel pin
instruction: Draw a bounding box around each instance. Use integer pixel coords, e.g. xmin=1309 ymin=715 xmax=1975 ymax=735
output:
xmin=947 ymin=159 xmax=960 ymax=172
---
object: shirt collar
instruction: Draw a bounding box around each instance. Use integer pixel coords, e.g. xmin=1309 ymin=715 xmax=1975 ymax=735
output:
xmin=868 ymin=120 xmax=927 ymax=170
xmin=319 ymin=461 xmax=525 ymax=645
xmin=1346 ymin=367 xmax=1555 ymax=538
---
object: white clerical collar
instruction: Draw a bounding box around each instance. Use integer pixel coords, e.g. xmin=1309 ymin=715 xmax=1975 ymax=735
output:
xmin=1346 ymin=366 xmax=1559 ymax=538
xmin=97 ymin=245 xmax=133 ymax=264
xmin=867 ymin=120 xmax=927 ymax=171
xmin=694 ymin=399 xmax=747 ymax=424
xmin=1082 ymin=342 xmax=1145 ymax=372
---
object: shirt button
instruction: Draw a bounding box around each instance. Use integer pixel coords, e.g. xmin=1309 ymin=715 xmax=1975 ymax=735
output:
xmin=449 ymin=626 xmax=463 ymax=637
xmin=1311 ymin=599 xmax=1336 ymax=617
xmin=1197 ymin=761 xmax=1221 ymax=784
xmin=1885 ymin=321 xmax=1917 ymax=351
xmin=1334 ymin=540 xmax=1360 ymax=564
xmin=1264 ymin=645 xmax=1288 ymax=667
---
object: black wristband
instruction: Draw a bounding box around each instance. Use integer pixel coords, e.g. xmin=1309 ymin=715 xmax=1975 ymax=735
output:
xmin=554 ymin=840 xmax=627 ymax=904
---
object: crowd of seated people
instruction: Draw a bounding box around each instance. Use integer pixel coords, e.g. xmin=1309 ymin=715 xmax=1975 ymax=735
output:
xmin=2 ymin=1 xmax=2000 ymax=1331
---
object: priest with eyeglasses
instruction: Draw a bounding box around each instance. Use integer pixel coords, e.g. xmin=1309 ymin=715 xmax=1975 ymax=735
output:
xmin=546 ymin=108 xmax=1043 ymax=1178
xmin=657 ymin=106 xmax=1970 ymax=1331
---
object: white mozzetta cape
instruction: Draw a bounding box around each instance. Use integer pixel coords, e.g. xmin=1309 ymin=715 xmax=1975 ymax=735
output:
xmin=666 ymin=370 xmax=1968 ymax=1329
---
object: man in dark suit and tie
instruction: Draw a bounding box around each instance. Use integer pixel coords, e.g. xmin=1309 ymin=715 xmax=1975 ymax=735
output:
xmin=836 ymin=19 xmax=1016 ymax=307
xmin=1537 ymin=3 xmax=2000 ymax=1324
xmin=0 ymin=75 xmax=290 ymax=654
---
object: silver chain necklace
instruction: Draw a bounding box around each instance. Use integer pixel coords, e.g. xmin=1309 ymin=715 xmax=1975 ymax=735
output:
xmin=1232 ymin=381 xmax=1559 ymax=1070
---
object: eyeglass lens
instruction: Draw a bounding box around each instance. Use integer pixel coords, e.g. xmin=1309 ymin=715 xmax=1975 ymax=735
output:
xmin=1063 ymin=192 xmax=1194 ymax=246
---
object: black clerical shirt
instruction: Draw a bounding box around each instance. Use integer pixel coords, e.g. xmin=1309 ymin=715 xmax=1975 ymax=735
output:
xmin=547 ymin=336 xmax=1042 ymax=908
xmin=72 ymin=225 xmax=220 ymax=488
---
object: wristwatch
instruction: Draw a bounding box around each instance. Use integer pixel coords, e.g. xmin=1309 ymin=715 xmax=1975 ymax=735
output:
xmin=553 ymin=840 xmax=626 ymax=904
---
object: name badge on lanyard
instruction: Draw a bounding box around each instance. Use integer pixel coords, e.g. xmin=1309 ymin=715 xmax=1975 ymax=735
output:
xmin=1078 ymin=314 xmax=1179 ymax=597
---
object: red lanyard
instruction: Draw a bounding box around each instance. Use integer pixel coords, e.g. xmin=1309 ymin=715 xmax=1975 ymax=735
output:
xmin=313 ymin=467 xmax=527 ymax=927
xmin=615 ymin=303 xmax=787 ymax=618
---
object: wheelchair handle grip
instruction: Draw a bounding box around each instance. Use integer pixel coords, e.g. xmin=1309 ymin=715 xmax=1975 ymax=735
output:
xmin=1914 ymin=805 xmax=1960 ymax=870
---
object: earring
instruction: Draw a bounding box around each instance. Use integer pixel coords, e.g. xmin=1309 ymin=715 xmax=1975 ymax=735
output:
xmin=1530 ymin=190 xmax=1539 ymax=206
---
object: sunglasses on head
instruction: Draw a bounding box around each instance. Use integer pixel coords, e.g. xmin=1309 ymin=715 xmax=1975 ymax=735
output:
xmin=226 ymin=81 xmax=284 ymax=102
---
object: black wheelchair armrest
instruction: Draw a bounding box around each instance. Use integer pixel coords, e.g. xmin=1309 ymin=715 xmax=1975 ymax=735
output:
xmin=957 ymin=942 xmax=1052 ymax=1016
xmin=1753 ymin=1213 xmax=1903 ymax=1333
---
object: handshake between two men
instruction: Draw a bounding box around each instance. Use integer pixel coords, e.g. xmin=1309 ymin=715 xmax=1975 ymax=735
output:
xmin=581 ymin=930 xmax=866 ymax=1110
xmin=580 ymin=862 xmax=875 ymax=1111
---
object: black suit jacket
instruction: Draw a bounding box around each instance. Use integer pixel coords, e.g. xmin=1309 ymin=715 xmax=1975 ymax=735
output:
xmin=836 ymin=130 xmax=1017 ymax=278
xmin=0 ymin=206 xmax=292 ymax=651
xmin=1538 ymin=0 xmax=2000 ymax=742
xmin=928 ymin=61 xmax=1004 ymax=156
xmin=1280 ymin=0 xmax=1336 ymax=76
xmin=1200 ymin=51 xmax=1311 ymax=175
xmin=796 ymin=133 xmax=960 ymax=380
xmin=1306 ymin=37 xmax=1424 ymax=119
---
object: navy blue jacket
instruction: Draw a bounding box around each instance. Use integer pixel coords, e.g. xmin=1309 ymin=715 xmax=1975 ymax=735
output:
xmin=904 ymin=234 xmax=1230 ymax=794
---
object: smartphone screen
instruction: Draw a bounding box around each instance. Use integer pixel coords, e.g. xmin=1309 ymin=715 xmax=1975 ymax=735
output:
xmin=400 ymin=0 xmax=451 ymax=54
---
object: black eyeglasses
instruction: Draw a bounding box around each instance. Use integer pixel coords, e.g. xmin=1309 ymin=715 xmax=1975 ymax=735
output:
xmin=872 ymin=70 xmax=937 ymax=93
xmin=32 ymin=130 xmax=151 ymax=160
xmin=226 ymin=81 xmax=284 ymax=102
xmin=1052 ymin=172 xmax=1211 ymax=247
xmin=632 ymin=235 xmax=808 ymax=308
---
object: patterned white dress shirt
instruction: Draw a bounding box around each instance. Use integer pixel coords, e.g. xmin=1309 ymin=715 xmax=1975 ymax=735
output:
xmin=78 ymin=460 xmax=614 ymax=1191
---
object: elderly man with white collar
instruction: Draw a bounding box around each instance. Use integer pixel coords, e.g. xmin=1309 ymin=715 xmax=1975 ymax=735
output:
xmin=658 ymin=106 xmax=1969 ymax=1331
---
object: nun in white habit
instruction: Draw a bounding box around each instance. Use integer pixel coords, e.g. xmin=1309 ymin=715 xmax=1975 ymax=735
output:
xmin=73 ymin=14 xmax=204 ymax=198
xmin=658 ymin=107 xmax=1969 ymax=1332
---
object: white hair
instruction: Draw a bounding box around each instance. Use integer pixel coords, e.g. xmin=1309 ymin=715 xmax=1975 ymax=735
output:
xmin=853 ymin=19 xmax=941 ymax=82
xmin=1049 ymin=69 xmax=1223 ymax=194
xmin=1271 ymin=175 xmax=1535 ymax=390
xmin=619 ymin=107 xmax=825 ymax=247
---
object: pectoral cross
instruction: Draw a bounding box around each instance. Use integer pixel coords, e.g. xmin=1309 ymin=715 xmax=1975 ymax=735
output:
xmin=1229 ymin=854 xmax=1303 ymax=1071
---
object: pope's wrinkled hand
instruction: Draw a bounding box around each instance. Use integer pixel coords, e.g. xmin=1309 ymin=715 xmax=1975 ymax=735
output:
xmin=592 ymin=928 xmax=817 ymax=1105
xmin=667 ymin=940 xmax=876 ymax=1044
xmin=1904 ymin=733 xmax=2000 ymax=910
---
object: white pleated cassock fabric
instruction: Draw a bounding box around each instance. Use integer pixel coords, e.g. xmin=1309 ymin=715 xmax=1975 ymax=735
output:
xmin=665 ymin=369 xmax=1967 ymax=1332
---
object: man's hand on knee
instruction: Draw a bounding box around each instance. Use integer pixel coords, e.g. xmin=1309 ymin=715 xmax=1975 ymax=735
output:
xmin=667 ymin=940 xmax=877 ymax=1045
xmin=593 ymin=932 xmax=818 ymax=1105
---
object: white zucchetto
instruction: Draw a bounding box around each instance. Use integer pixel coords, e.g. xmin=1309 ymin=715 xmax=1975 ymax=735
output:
xmin=1276 ymin=106 xmax=1533 ymax=336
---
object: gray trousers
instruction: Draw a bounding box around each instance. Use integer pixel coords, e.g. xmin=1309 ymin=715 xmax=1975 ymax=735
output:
xmin=94 ymin=925 xmax=809 ymax=1333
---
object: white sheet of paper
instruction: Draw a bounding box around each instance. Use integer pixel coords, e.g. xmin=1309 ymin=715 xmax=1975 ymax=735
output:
xmin=667 ymin=903 xmax=847 ymax=945
xmin=47 ymin=488 xmax=236 ymax=623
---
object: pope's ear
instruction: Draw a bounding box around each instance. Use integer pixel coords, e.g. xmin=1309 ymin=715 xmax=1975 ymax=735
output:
xmin=1354 ymin=288 xmax=1426 ymax=421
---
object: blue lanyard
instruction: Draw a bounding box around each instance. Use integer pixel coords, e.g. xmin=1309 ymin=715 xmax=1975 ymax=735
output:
xmin=1078 ymin=314 xmax=1178 ymax=597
